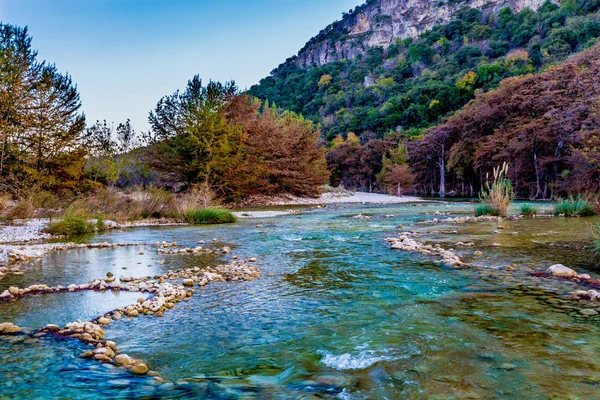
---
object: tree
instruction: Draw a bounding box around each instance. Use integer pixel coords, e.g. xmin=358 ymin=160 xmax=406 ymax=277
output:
xmin=377 ymin=144 xmax=414 ymax=196
xmin=147 ymin=78 xmax=329 ymax=200
xmin=0 ymin=24 xmax=88 ymax=192
xmin=147 ymin=76 xmax=249 ymax=199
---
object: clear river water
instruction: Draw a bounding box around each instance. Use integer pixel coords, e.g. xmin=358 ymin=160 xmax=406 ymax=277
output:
xmin=1 ymin=201 xmax=600 ymax=399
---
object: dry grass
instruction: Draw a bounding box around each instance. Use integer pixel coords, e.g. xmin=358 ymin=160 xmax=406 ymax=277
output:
xmin=5 ymin=198 xmax=35 ymax=219
xmin=1 ymin=183 xmax=221 ymax=223
xmin=477 ymin=162 xmax=514 ymax=217
xmin=177 ymin=182 xmax=218 ymax=216
xmin=65 ymin=186 xmax=178 ymax=221
xmin=0 ymin=193 xmax=11 ymax=215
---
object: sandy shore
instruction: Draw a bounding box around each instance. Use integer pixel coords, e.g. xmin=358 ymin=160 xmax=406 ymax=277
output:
xmin=242 ymin=192 xmax=427 ymax=207
xmin=316 ymin=192 xmax=425 ymax=204
xmin=233 ymin=192 xmax=428 ymax=218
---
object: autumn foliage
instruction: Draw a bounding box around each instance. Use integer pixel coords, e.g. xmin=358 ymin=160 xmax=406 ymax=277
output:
xmin=146 ymin=77 xmax=329 ymax=201
xmin=410 ymin=43 xmax=600 ymax=199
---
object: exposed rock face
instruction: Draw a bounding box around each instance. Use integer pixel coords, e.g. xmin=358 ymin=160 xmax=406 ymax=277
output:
xmin=296 ymin=0 xmax=557 ymax=68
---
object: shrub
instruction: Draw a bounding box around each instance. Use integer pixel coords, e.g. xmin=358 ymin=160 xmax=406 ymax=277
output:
xmin=476 ymin=163 xmax=514 ymax=217
xmin=184 ymin=208 xmax=237 ymax=225
xmin=47 ymin=216 xmax=96 ymax=236
xmin=520 ymin=204 xmax=538 ymax=216
xmin=66 ymin=186 xmax=178 ymax=221
xmin=554 ymin=197 xmax=596 ymax=217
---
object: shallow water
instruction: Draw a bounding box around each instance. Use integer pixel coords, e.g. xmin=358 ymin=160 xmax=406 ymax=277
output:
xmin=1 ymin=202 xmax=600 ymax=399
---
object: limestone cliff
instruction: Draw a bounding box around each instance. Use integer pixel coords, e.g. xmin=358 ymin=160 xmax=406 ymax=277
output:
xmin=295 ymin=0 xmax=556 ymax=68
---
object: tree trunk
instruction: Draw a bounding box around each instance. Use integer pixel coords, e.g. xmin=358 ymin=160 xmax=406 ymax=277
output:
xmin=438 ymin=152 xmax=446 ymax=198
xmin=533 ymin=152 xmax=542 ymax=199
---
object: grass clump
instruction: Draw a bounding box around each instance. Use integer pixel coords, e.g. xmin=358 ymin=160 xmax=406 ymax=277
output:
xmin=520 ymin=204 xmax=538 ymax=217
xmin=476 ymin=163 xmax=514 ymax=217
xmin=554 ymin=197 xmax=595 ymax=217
xmin=47 ymin=216 xmax=96 ymax=236
xmin=475 ymin=203 xmax=499 ymax=217
xmin=184 ymin=208 xmax=237 ymax=225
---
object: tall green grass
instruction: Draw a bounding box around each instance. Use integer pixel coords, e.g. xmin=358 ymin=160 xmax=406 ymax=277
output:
xmin=475 ymin=204 xmax=499 ymax=217
xmin=184 ymin=208 xmax=237 ymax=225
xmin=554 ymin=197 xmax=595 ymax=217
xmin=520 ymin=204 xmax=538 ymax=217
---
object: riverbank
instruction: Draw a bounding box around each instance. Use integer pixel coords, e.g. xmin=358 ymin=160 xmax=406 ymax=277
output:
xmin=239 ymin=191 xmax=427 ymax=207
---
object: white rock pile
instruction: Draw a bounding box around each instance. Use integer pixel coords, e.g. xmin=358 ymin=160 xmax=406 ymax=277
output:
xmin=386 ymin=231 xmax=466 ymax=267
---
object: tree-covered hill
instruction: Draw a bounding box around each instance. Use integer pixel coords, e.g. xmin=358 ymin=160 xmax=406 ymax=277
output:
xmin=249 ymin=1 xmax=600 ymax=142
xmin=410 ymin=41 xmax=600 ymax=198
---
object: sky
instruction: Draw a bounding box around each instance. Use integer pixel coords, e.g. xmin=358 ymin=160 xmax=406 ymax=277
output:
xmin=0 ymin=0 xmax=361 ymax=132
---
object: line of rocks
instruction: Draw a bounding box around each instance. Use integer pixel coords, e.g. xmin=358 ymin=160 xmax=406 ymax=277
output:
xmin=1 ymin=258 xmax=261 ymax=378
xmin=418 ymin=213 xmax=560 ymax=226
xmin=0 ymin=242 xmax=146 ymax=266
xmin=386 ymin=231 xmax=467 ymax=268
xmin=157 ymin=246 xmax=231 ymax=255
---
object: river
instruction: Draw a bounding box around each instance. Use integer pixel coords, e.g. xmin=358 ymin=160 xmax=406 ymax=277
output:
xmin=0 ymin=201 xmax=599 ymax=399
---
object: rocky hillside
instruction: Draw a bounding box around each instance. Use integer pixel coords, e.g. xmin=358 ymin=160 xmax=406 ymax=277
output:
xmin=297 ymin=0 xmax=556 ymax=67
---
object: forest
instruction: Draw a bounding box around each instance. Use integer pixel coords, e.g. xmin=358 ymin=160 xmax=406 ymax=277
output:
xmin=250 ymin=0 xmax=600 ymax=197
xmin=0 ymin=24 xmax=328 ymax=209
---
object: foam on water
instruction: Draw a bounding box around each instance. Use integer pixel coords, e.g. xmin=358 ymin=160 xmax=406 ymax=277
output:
xmin=317 ymin=349 xmax=394 ymax=370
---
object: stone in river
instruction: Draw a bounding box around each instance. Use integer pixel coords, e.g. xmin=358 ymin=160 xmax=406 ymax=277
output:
xmin=131 ymin=363 xmax=149 ymax=375
xmin=114 ymin=354 xmax=135 ymax=366
xmin=580 ymin=309 xmax=598 ymax=316
xmin=8 ymin=287 xmax=19 ymax=296
xmin=0 ymin=322 xmax=22 ymax=334
xmin=182 ymin=279 xmax=194 ymax=286
xmin=547 ymin=264 xmax=578 ymax=278
xmin=44 ymin=324 xmax=60 ymax=332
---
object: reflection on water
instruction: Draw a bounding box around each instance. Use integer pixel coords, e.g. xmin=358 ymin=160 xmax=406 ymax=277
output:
xmin=1 ymin=202 xmax=600 ymax=398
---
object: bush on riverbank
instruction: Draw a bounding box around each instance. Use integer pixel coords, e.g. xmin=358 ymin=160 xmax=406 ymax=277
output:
xmin=184 ymin=208 xmax=237 ymax=225
xmin=554 ymin=198 xmax=595 ymax=217
xmin=520 ymin=204 xmax=538 ymax=217
xmin=47 ymin=216 xmax=98 ymax=236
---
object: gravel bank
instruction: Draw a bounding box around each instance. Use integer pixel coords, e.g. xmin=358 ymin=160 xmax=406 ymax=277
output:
xmin=0 ymin=219 xmax=52 ymax=244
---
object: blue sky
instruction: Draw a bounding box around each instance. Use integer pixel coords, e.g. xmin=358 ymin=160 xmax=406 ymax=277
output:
xmin=0 ymin=0 xmax=360 ymax=132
